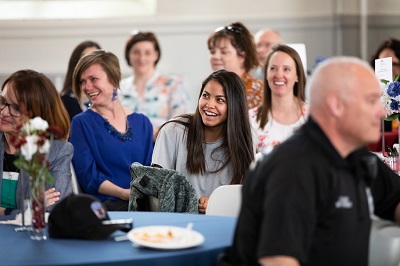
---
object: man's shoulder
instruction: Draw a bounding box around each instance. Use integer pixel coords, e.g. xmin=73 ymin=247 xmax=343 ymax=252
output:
xmin=273 ymin=130 xmax=317 ymax=158
xmin=252 ymin=130 xmax=330 ymax=182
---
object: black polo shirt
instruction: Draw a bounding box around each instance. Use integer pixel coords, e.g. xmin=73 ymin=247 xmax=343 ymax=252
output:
xmin=223 ymin=117 xmax=400 ymax=266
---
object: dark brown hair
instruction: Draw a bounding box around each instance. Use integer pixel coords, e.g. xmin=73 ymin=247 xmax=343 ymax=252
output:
xmin=61 ymin=40 xmax=101 ymax=96
xmin=124 ymin=31 xmax=161 ymax=66
xmin=370 ymin=38 xmax=400 ymax=68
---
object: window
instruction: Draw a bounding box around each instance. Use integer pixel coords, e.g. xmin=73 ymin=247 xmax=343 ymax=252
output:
xmin=0 ymin=0 xmax=156 ymax=20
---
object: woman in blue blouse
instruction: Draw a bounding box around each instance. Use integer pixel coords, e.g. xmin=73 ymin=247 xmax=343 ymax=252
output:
xmin=69 ymin=50 xmax=153 ymax=211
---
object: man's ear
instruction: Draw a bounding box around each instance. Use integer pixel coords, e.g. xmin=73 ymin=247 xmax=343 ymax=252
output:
xmin=326 ymin=94 xmax=344 ymax=118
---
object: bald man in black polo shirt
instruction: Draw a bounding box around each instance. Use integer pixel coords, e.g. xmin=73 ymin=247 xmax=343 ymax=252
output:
xmin=219 ymin=56 xmax=400 ymax=266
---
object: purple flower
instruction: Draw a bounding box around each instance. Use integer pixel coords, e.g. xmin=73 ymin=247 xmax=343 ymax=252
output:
xmin=390 ymin=99 xmax=400 ymax=111
xmin=387 ymin=81 xmax=400 ymax=97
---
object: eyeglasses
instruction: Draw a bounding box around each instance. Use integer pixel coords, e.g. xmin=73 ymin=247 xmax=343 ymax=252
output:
xmin=215 ymin=25 xmax=243 ymax=34
xmin=0 ymin=96 xmax=22 ymax=117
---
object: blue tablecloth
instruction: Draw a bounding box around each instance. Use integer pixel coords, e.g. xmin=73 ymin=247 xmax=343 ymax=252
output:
xmin=0 ymin=212 xmax=236 ymax=266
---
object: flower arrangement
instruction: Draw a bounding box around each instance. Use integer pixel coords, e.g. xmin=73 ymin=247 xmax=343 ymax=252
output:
xmin=11 ymin=117 xmax=60 ymax=184
xmin=380 ymin=74 xmax=400 ymax=160
xmin=381 ymin=74 xmax=400 ymax=121
xmin=10 ymin=117 xmax=61 ymax=207
xmin=10 ymin=116 xmax=61 ymax=237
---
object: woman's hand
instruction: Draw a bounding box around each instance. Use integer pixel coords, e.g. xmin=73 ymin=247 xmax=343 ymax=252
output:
xmin=120 ymin=188 xmax=131 ymax=201
xmin=198 ymin=196 xmax=209 ymax=214
xmin=99 ymin=181 xmax=130 ymax=201
xmin=45 ymin=188 xmax=60 ymax=207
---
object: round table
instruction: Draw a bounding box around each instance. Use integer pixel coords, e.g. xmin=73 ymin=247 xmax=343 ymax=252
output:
xmin=0 ymin=212 xmax=236 ymax=266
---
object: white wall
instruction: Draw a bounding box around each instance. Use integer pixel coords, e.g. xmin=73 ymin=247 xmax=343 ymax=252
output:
xmin=0 ymin=0 xmax=399 ymax=111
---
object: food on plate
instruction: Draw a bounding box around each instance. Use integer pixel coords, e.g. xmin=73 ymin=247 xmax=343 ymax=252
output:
xmin=134 ymin=228 xmax=180 ymax=243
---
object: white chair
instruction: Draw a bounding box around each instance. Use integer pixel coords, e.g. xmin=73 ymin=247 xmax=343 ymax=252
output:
xmin=205 ymin=184 xmax=242 ymax=217
xmin=369 ymin=217 xmax=400 ymax=266
xmin=70 ymin=163 xmax=80 ymax=194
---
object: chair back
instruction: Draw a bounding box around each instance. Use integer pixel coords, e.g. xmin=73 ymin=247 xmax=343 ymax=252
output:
xmin=369 ymin=218 xmax=400 ymax=266
xmin=70 ymin=163 xmax=80 ymax=194
xmin=206 ymin=184 xmax=242 ymax=217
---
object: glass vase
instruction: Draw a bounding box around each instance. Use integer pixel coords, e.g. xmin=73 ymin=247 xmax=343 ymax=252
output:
xmin=29 ymin=175 xmax=47 ymax=240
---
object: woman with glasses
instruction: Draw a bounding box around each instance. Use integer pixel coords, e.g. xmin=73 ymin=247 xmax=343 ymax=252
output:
xmin=120 ymin=31 xmax=189 ymax=141
xmin=0 ymin=70 xmax=73 ymax=216
xmin=208 ymin=21 xmax=263 ymax=109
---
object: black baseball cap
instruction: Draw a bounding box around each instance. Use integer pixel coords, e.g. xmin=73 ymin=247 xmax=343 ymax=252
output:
xmin=48 ymin=194 xmax=133 ymax=240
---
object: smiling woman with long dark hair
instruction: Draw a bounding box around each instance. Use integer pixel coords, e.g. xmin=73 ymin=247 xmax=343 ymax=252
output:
xmin=152 ymin=69 xmax=255 ymax=213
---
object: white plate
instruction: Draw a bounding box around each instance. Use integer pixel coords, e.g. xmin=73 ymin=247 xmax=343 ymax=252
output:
xmin=127 ymin=225 xmax=205 ymax=250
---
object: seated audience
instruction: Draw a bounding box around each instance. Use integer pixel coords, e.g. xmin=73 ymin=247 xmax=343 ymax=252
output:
xmin=60 ymin=40 xmax=101 ymax=120
xmin=120 ymin=31 xmax=189 ymax=140
xmin=0 ymin=70 xmax=73 ymax=215
xmin=252 ymin=28 xmax=284 ymax=80
xmin=250 ymin=44 xmax=307 ymax=154
xmin=208 ymin=21 xmax=263 ymax=109
xmin=219 ymin=56 xmax=400 ymax=266
xmin=152 ymin=70 xmax=255 ymax=213
xmin=69 ymin=50 xmax=153 ymax=211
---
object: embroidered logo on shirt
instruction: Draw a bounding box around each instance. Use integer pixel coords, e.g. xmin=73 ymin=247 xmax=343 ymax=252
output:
xmin=335 ymin=195 xmax=353 ymax=209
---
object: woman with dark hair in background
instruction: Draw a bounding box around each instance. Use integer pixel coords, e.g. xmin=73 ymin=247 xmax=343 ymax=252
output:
xmin=60 ymin=40 xmax=101 ymax=120
xmin=120 ymin=31 xmax=189 ymax=140
xmin=370 ymin=38 xmax=400 ymax=79
xmin=152 ymin=70 xmax=255 ymax=213
xmin=370 ymin=38 xmax=400 ymax=132
xmin=208 ymin=21 xmax=263 ymax=109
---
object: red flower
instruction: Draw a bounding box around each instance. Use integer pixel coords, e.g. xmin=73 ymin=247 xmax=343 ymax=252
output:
xmin=47 ymin=126 xmax=62 ymax=139
xmin=9 ymin=134 xmax=27 ymax=149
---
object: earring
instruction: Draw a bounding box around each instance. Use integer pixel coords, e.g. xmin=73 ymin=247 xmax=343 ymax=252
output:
xmin=112 ymin=87 xmax=118 ymax=101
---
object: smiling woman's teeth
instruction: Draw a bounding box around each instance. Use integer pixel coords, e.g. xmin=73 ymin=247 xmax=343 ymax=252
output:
xmin=275 ymin=81 xmax=285 ymax=85
xmin=89 ymin=92 xmax=100 ymax=97
xmin=205 ymin=111 xmax=217 ymax=116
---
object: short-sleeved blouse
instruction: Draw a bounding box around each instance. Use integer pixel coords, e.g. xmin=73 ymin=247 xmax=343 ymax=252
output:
xmin=120 ymin=72 xmax=189 ymax=129
xmin=250 ymin=104 xmax=308 ymax=154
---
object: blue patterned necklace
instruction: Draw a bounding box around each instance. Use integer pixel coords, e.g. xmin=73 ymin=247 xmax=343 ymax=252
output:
xmin=93 ymin=106 xmax=133 ymax=142
xmin=104 ymin=118 xmax=133 ymax=142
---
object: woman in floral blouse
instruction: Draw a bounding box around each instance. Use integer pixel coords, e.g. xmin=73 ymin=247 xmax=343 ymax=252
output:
xmin=250 ymin=44 xmax=307 ymax=154
xmin=120 ymin=31 xmax=189 ymax=140
xmin=208 ymin=21 xmax=263 ymax=109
